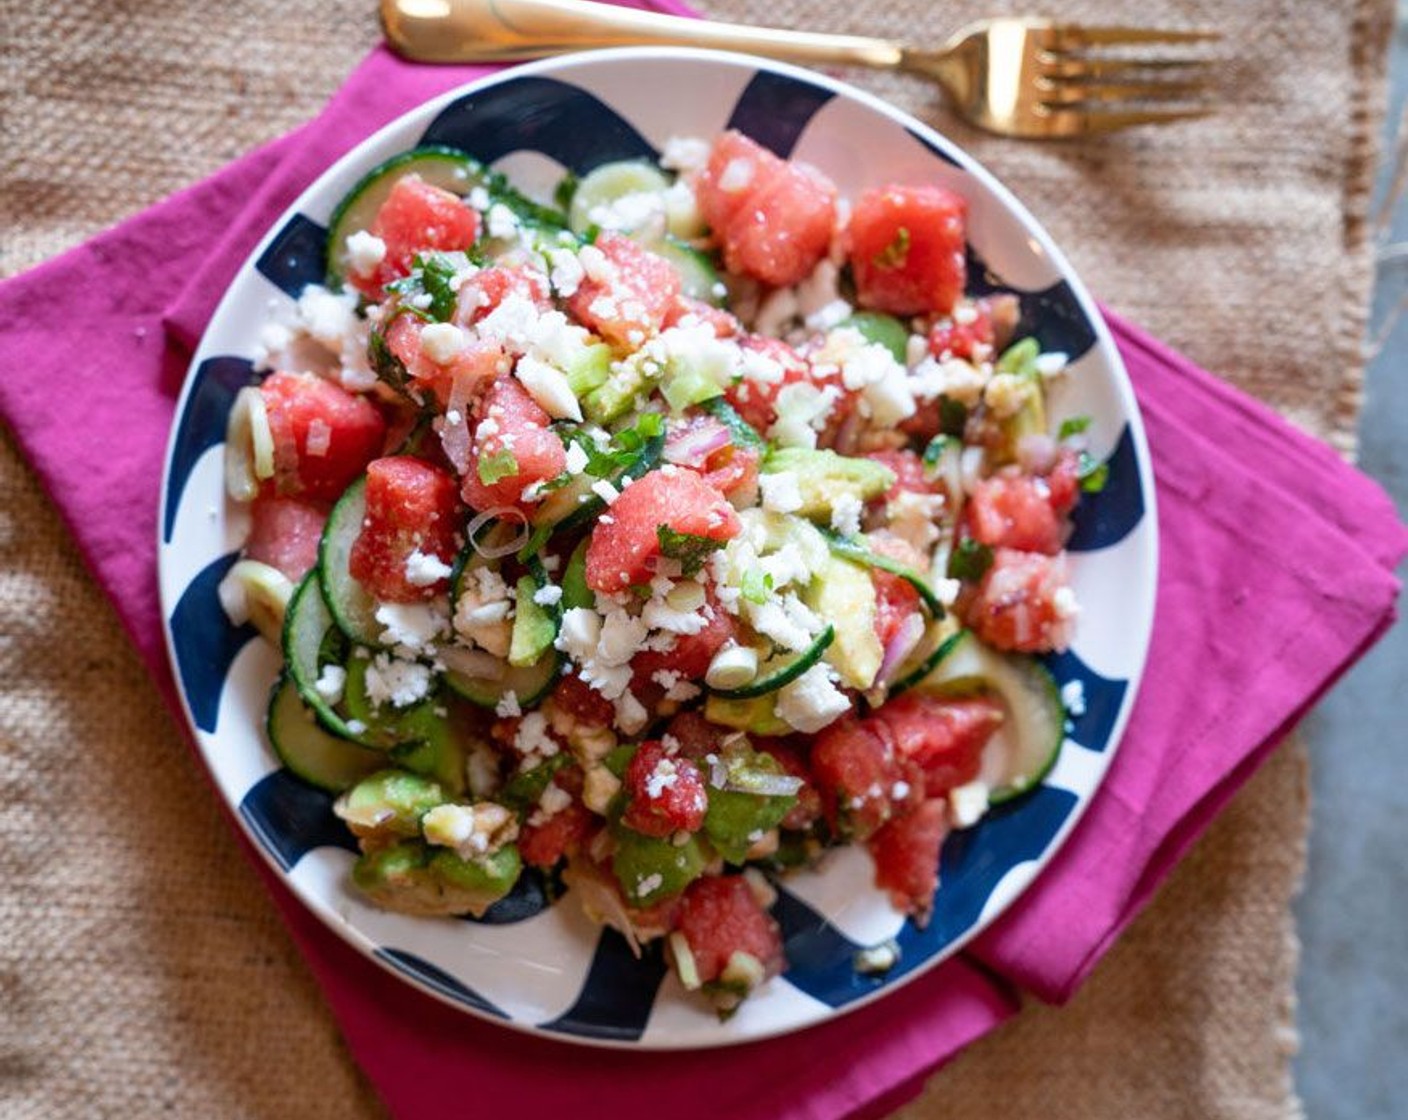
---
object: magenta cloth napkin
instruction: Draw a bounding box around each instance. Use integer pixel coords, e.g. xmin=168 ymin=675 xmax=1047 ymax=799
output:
xmin=3 ymin=20 xmax=1405 ymax=1120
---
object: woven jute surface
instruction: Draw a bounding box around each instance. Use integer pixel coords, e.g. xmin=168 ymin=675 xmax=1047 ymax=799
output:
xmin=0 ymin=0 xmax=1390 ymax=1115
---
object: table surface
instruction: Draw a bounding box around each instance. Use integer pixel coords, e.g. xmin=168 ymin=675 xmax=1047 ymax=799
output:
xmin=1295 ymin=7 xmax=1408 ymax=1118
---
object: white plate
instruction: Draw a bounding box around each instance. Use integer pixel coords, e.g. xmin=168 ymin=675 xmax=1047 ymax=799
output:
xmin=158 ymin=47 xmax=1158 ymax=1049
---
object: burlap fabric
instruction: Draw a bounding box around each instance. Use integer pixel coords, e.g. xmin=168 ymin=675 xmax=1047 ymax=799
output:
xmin=0 ymin=0 xmax=1389 ymax=1115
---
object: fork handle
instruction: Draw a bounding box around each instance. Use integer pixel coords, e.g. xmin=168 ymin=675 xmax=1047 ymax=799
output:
xmin=381 ymin=0 xmax=904 ymax=69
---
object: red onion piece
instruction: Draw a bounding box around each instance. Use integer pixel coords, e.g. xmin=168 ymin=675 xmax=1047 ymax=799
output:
xmin=664 ymin=417 xmax=731 ymax=466
xmin=1016 ymin=432 xmax=1058 ymax=475
xmin=466 ymin=507 xmax=529 ymax=558
xmin=876 ymin=613 xmax=927 ymax=686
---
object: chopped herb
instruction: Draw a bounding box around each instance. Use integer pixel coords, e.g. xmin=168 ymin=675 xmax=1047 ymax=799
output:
xmin=872 ymin=226 xmax=911 ymax=271
xmin=740 ymin=569 xmax=774 ymax=605
xmin=536 ymin=470 xmax=575 ymax=493
xmin=656 ymin=525 xmax=725 ymax=576
xmin=948 ymin=539 xmax=994 ymax=582
xmin=516 ymin=521 xmax=553 ymax=562
xmin=1058 ymin=415 xmax=1093 ymax=441
xmin=385 ymin=251 xmax=461 ymax=322
xmin=582 ymin=223 xmax=602 ymax=246
xmin=921 ymin=434 xmax=954 ymax=473
xmin=1078 ymin=452 xmax=1109 ymax=493
xmin=571 ymin=412 xmax=665 ymax=477
xmin=476 ymin=448 xmax=520 ymax=485
xmin=553 ymin=172 xmax=579 ymax=214
xmin=939 ymin=396 xmax=968 ymax=438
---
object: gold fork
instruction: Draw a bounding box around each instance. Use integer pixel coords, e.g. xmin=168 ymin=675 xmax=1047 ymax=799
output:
xmin=381 ymin=0 xmax=1219 ymax=139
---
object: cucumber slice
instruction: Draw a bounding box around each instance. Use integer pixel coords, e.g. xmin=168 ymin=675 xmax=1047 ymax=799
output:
xmin=527 ymin=428 xmax=665 ymax=542
xmin=266 ymin=675 xmax=383 ymax=792
xmin=823 ymin=531 xmax=946 ymax=618
xmin=326 ymin=147 xmax=486 ymax=287
xmin=919 ymin=632 xmax=1065 ymax=804
xmin=317 ymin=477 xmax=383 ymax=646
xmin=444 ymin=652 xmax=561 ymax=710
xmin=568 ymin=160 xmax=670 ymax=237
xmin=703 ymin=694 xmax=791 ymax=737
xmin=647 ymin=237 xmax=725 ymax=306
xmin=283 ymin=572 xmax=391 ymax=746
xmin=709 ymin=626 xmax=834 ymax=700
xmin=887 ymin=626 xmax=967 ymax=698
xmin=560 ymin=538 xmax=592 ymax=611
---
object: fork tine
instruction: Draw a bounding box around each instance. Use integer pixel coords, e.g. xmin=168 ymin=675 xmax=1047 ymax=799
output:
xmin=1039 ymin=56 xmax=1215 ymax=81
xmin=1043 ymin=25 xmax=1222 ymax=50
xmin=1038 ymin=80 xmax=1214 ymax=107
xmin=1049 ymin=106 xmax=1216 ymax=134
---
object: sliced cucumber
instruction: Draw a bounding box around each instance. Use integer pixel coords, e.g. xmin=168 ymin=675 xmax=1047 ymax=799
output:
xmin=568 ymin=160 xmax=670 ymax=237
xmin=709 ymin=626 xmax=835 ymax=700
xmin=887 ymin=625 xmax=966 ymax=698
xmin=326 ymin=147 xmax=486 ymax=287
xmin=444 ymin=651 xmax=561 ymax=711
xmin=648 ymin=237 xmax=724 ymax=306
xmin=283 ymin=572 xmax=390 ymax=746
xmin=823 ymin=531 xmax=946 ymax=618
xmin=703 ymin=693 xmax=791 ymax=737
xmin=317 ymin=477 xmax=384 ymax=646
xmin=919 ymin=632 xmax=1065 ymax=804
xmin=266 ymin=675 xmax=383 ymax=792
xmin=560 ymin=538 xmax=592 ymax=611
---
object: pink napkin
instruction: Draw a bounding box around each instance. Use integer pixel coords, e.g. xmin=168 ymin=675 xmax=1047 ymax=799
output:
xmin=2 ymin=17 xmax=1404 ymax=1120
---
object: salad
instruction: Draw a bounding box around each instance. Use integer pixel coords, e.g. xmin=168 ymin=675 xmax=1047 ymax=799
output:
xmin=220 ymin=129 xmax=1104 ymax=1016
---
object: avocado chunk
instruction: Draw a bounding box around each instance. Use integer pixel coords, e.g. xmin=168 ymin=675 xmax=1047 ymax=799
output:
xmin=428 ymin=843 xmax=522 ymax=910
xmin=611 ymin=827 xmax=706 ymax=906
xmin=761 ymin=448 xmax=895 ymax=523
xmin=989 ymin=338 xmax=1048 ymax=466
xmin=703 ymin=693 xmax=792 ymax=737
xmin=582 ymin=359 xmax=649 ymax=424
xmin=336 ymin=769 xmax=447 ymax=838
xmin=351 ymin=838 xmax=521 ymax=917
xmin=840 ymin=311 xmax=909 ymax=364
xmin=802 ymin=552 xmax=882 ymax=689
xmin=704 ymin=745 xmax=798 ymax=864
xmin=509 ymin=574 xmax=557 ymax=667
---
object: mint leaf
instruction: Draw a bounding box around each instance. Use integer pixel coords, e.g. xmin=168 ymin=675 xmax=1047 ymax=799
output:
xmin=1058 ymin=415 xmax=1092 ymax=441
xmin=656 ymin=525 xmax=725 ymax=577
xmin=571 ymin=413 xmax=664 ymax=477
xmin=1078 ymin=452 xmax=1109 ymax=493
xmin=385 ymin=252 xmax=462 ymax=322
xmin=921 ymin=434 xmax=953 ymax=473
xmin=948 ymin=539 xmax=994 ymax=582
xmin=939 ymin=396 xmax=968 ymax=438
xmin=872 ymin=226 xmax=911 ymax=271
xmin=477 ymin=448 xmax=520 ymax=485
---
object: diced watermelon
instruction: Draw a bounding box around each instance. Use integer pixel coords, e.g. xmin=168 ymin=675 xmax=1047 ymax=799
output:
xmin=927 ymin=300 xmax=996 ymax=361
xmin=460 ymin=376 xmax=567 ymax=513
xmin=760 ymin=740 xmax=823 ymax=831
xmin=665 ymin=413 xmax=762 ymax=501
xmin=584 ymin=467 xmax=741 ymax=594
xmin=868 ymin=799 xmax=948 ymax=923
xmin=809 ymin=716 xmax=923 ymax=840
xmin=547 ymin=672 xmax=617 ymax=729
xmin=962 ymin=547 xmax=1074 ymax=653
xmin=347 ymin=456 xmax=460 ymax=602
xmin=243 ymin=495 xmax=329 ymax=581
xmin=351 ymin=176 xmax=480 ymax=300
xmin=848 ymin=184 xmax=967 ymax=317
xmin=662 ymin=709 xmax=725 ymax=763
xmin=259 ymin=371 xmax=386 ymax=502
xmin=695 ymin=131 xmax=838 ymax=288
xmin=871 ymin=567 xmax=922 ymax=650
xmin=965 ymin=468 xmax=1066 ymax=555
xmin=631 ymin=586 xmax=738 ymax=689
xmin=724 ymin=335 xmax=827 ymax=435
xmin=385 ymin=313 xmax=509 ymax=409
xmin=872 ymin=693 xmax=1003 ymax=797
xmin=518 ymin=788 xmax=594 ymax=867
xmin=675 ymin=874 xmax=785 ymax=986
xmin=621 ymin=740 xmax=709 ymax=839
xmin=455 ymin=264 xmax=552 ymax=326
xmin=566 ymin=233 xmax=680 ymax=347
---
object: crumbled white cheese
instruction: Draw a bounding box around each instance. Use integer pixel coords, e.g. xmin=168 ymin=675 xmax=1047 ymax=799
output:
xmin=363 ymin=652 xmax=433 ymax=709
xmin=614 ymin=690 xmax=650 ymax=735
xmin=1061 ymin=679 xmax=1087 ymax=718
xmin=420 ymin=322 xmax=468 ymax=365
xmin=984 ymin=371 xmax=1037 ymax=420
xmin=514 ymin=353 xmax=583 ymax=421
xmin=513 ymin=711 xmax=560 ymax=762
xmin=591 ymin=479 xmax=620 ymax=506
xmin=486 ymin=202 xmax=519 ymax=240
xmin=718 ymin=157 xmax=755 ymax=193
xmin=404 ymin=548 xmax=452 ymax=588
xmin=1053 ymin=585 xmax=1080 ymax=620
xmin=660 ymin=136 xmax=711 ymax=173
xmin=344 ymin=230 xmax=387 ymax=277
xmin=1035 ymin=351 xmax=1069 ymax=378
xmin=564 ymin=441 xmax=590 ymax=475
xmin=949 ymin=780 xmax=990 ymax=829
xmin=547 ymin=248 xmax=585 ymax=298
xmin=375 ymin=601 xmax=448 ymax=656
xmin=830 ymin=493 xmax=863 ymax=538
xmin=313 ymin=664 xmax=347 ymax=706
xmin=909 ymin=356 xmax=989 ymax=407
xmin=496 ymin=690 xmax=522 ymax=718
xmin=775 ymin=663 xmax=850 ymax=733
xmin=758 ymin=471 xmax=804 ymax=514
xmin=296 ymin=285 xmax=358 ymax=352
xmin=532 ymin=584 xmax=564 ymax=608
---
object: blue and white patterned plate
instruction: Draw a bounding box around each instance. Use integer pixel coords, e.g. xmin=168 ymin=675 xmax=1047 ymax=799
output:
xmin=158 ymin=48 xmax=1158 ymax=1050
